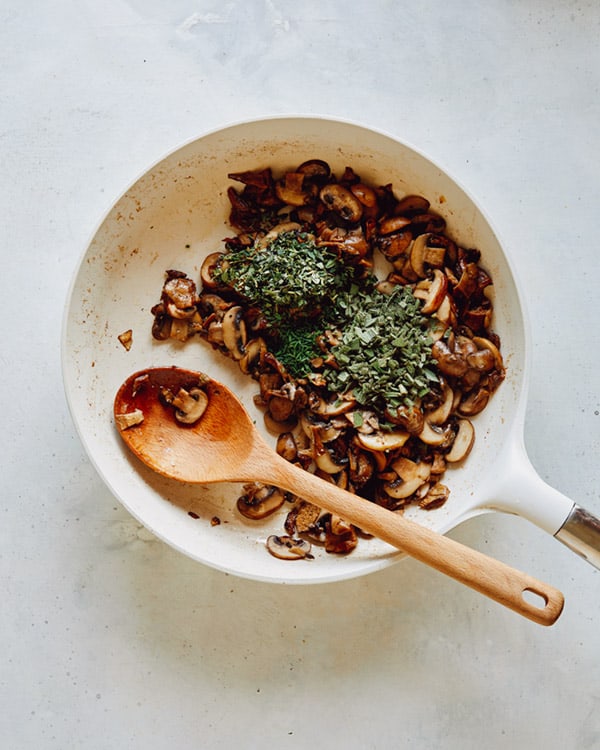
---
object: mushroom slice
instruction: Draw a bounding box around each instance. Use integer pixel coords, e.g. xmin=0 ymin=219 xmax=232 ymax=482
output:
xmin=310 ymin=427 xmax=347 ymax=474
xmin=384 ymin=457 xmax=431 ymax=500
xmin=435 ymin=294 xmax=458 ymax=328
xmin=394 ymin=194 xmax=430 ymax=215
xmin=418 ymin=420 xmax=453 ymax=446
xmin=200 ymin=252 xmax=225 ymax=289
xmin=115 ymin=409 xmax=144 ymax=430
xmin=276 ymin=432 xmax=298 ymax=462
xmin=222 ymin=305 xmax=247 ymax=360
xmin=379 ymin=215 xmax=412 ymax=235
xmin=419 ymin=482 xmax=450 ymax=510
xmin=238 ymin=337 xmax=266 ymax=375
xmin=446 ymin=419 xmax=475 ymax=463
xmin=419 ymin=269 xmax=448 ymax=315
xmin=257 ymin=221 xmax=302 ymax=249
xmin=324 ymin=521 xmax=358 ymax=555
xmin=350 ymin=183 xmax=379 ymax=217
xmin=426 ymin=382 xmax=454 ymax=425
xmin=356 ymin=429 xmax=410 ymax=452
xmin=163 ymin=275 xmax=199 ymax=317
xmin=266 ymin=535 xmax=313 ymax=560
xmin=285 ymin=500 xmax=322 ymax=535
xmin=297 ymin=159 xmax=331 ymax=183
xmin=309 ymin=394 xmax=356 ymax=417
xmin=275 ymin=173 xmax=311 ymax=206
xmin=319 ymin=184 xmax=363 ymax=223
xmin=169 ymin=387 xmax=209 ymax=425
xmin=237 ymin=484 xmax=287 ymax=520
xmin=410 ymin=233 xmax=446 ymax=278
xmin=431 ymin=339 xmax=468 ymax=378
xmin=458 ymin=386 xmax=490 ymax=416
xmin=472 ymin=336 xmax=505 ymax=373
xmin=383 ymin=404 xmax=424 ymax=435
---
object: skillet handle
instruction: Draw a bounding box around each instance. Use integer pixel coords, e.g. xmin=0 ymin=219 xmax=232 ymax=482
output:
xmin=555 ymin=505 xmax=600 ymax=569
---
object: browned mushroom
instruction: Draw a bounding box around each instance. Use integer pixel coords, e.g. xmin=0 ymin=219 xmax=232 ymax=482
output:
xmin=384 ymin=457 xmax=431 ymax=500
xmin=266 ymin=535 xmax=313 ymax=560
xmin=419 ymin=482 xmax=450 ymax=510
xmin=237 ymin=483 xmax=287 ymax=520
xmin=222 ymin=305 xmax=247 ymax=360
xmin=446 ymin=419 xmax=475 ymax=462
xmin=319 ymin=183 xmax=363 ymax=223
xmin=383 ymin=403 xmax=425 ymax=434
xmin=432 ymin=338 xmax=469 ymax=378
xmin=394 ymin=194 xmax=430 ymax=215
xmin=458 ymin=385 xmax=490 ymax=416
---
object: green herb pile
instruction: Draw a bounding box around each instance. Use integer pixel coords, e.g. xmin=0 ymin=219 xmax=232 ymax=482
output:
xmin=215 ymin=231 xmax=354 ymax=322
xmin=215 ymin=230 xmax=438 ymax=410
xmin=324 ymin=283 xmax=439 ymax=410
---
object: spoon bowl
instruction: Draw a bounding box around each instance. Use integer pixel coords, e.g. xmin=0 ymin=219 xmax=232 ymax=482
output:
xmin=114 ymin=366 xmax=564 ymax=626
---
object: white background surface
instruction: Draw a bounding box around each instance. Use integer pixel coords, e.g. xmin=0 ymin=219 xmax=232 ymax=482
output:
xmin=2 ymin=1 xmax=599 ymax=748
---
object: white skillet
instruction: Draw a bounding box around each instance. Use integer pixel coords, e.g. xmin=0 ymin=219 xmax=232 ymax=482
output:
xmin=62 ymin=115 xmax=600 ymax=584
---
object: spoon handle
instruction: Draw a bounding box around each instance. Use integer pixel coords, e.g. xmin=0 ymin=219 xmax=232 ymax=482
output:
xmin=267 ymin=455 xmax=564 ymax=626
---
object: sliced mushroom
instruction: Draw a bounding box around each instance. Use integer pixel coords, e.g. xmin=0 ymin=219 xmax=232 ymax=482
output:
xmin=466 ymin=347 xmax=496 ymax=372
xmin=256 ymin=221 xmax=303 ymax=249
xmin=426 ymin=382 xmax=454 ymax=425
xmin=297 ymin=159 xmax=331 ymax=182
xmin=350 ymin=182 xmax=379 ymax=217
xmin=419 ymin=269 xmax=448 ymax=315
xmin=319 ymin=184 xmax=363 ymax=223
xmin=276 ymin=432 xmax=298 ymax=462
xmin=285 ymin=500 xmax=322 ymax=535
xmin=238 ymin=337 xmax=266 ymax=375
xmin=237 ymin=484 xmax=287 ymax=520
xmin=394 ymin=194 xmax=430 ymax=215
xmin=379 ymin=215 xmax=412 ymax=235
xmin=356 ymin=429 xmax=410 ymax=452
xmin=472 ymin=336 xmax=505 ymax=373
xmin=115 ymin=409 xmax=144 ymax=430
xmin=200 ymin=252 xmax=225 ymax=289
xmin=384 ymin=457 xmax=431 ymax=500
xmin=324 ymin=520 xmax=358 ymax=555
xmin=431 ymin=339 xmax=468 ymax=378
xmin=458 ymin=385 xmax=490 ymax=416
xmin=275 ymin=172 xmax=311 ymax=206
xmin=418 ymin=420 xmax=453 ymax=446
xmin=266 ymin=535 xmax=313 ymax=560
xmin=310 ymin=427 xmax=347 ymax=474
xmin=435 ymin=294 xmax=458 ymax=328
xmin=222 ymin=305 xmax=247 ymax=360
xmin=446 ymin=419 xmax=475 ymax=463
xmin=163 ymin=275 xmax=199 ymax=318
xmin=348 ymin=448 xmax=375 ymax=488
xmin=168 ymin=387 xmax=209 ymax=425
xmin=419 ymin=482 xmax=450 ymax=510
xmin=383 ymin=404 xmax=424 ymax=434
xmin=309 ymin=394 xmax=356 ymax=417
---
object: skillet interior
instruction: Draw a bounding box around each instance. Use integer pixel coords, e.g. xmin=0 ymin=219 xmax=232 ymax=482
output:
xmin=62 ymin=116 xmax=527 ymax=583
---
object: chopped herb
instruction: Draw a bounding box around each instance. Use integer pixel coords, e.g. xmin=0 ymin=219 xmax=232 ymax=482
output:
xmin=213 ymin=229 xmax=439 ymax=410
xmin=323 ymin=284 xmax=438 ymax=411
xmin=272 ymin=320 xmax=321 ymax=377
xmin=214 ymin=230 xmax=354 ymax=324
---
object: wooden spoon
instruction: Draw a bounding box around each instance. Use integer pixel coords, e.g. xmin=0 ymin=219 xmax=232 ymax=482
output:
xmin=114 ymin=367 xmax=564 ymax=626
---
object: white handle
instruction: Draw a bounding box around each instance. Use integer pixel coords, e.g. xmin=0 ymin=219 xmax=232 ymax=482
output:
xmin=478 ymin=426 xmax=600 ymax=569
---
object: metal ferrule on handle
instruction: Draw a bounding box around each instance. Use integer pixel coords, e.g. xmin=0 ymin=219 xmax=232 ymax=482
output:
xmin=555 ymin=504 xmax=600 ymax=569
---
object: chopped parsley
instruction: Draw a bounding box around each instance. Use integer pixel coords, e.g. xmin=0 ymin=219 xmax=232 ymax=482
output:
xmin=214 ymin=230 xmax=354 ymax=323
xmin=214 ymin=229 xmax=439 ymax=409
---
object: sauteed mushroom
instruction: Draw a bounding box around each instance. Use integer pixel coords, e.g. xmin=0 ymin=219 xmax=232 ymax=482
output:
xmin=147 ymin=159 xmax=506 ymax=559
